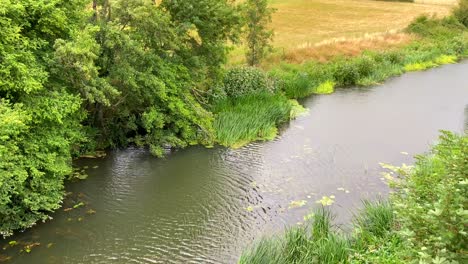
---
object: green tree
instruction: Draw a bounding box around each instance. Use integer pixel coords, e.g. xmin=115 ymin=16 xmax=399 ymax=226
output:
xmin=244 ymin=0 xmax=275 ymax=66
xmin=87 ymin=0 xmax=216 ymax=155
xmin=0 ymin=0 xmax=88 ymax=236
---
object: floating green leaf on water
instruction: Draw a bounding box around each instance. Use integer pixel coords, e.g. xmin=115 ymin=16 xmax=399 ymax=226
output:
xmin=289 ymin=200 xmax=307 ymax=209
xmin=78 ymin=217 xmax=83 ymax=222
xmin=250 ymin=181 xmax=257 ymax=187
xmin=246 ymin=205 xmax=254 ymax=212
xmin=86 ymin=209 xmax=96 ymax=215
xmin=73 ymin=202 xmax=85 ymax=209
xmin=47 ymin=243 xmax=53 ymax=249
xmin=92 ymin=165 xmax=99 ymax=169
xmin=316 ymin=196 xmax=335 ymax=206
xmin=8 ymin=241 xmax=17 ymax=246
xmin=23 ymin=242 xmax=40 ymax=253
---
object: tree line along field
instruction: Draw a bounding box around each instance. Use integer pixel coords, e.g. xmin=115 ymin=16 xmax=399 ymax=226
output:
xmin=230 ymin=0 xmax=456 ymax=66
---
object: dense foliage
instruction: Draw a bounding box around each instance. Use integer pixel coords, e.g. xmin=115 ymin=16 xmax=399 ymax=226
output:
xmin=454 ymin=0 xmax=468 ymax=28
xmin=222 ymin=67 xmax=275 ymax=98
xmin=0 ymin=0 xmax=241 ymax=235
xmin=390 ymin=131 xmax=467 ymax=262
xmin=240 ymin=132 xmax=467 ymax=263
xmin=0 ymin=0 xmax=87 ymax=237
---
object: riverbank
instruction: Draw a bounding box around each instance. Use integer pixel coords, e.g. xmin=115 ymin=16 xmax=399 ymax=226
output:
xmin=214 ymin=13 xmax=468 ymax=148
xmin=240 ymin=131 xmax=467 ymax=263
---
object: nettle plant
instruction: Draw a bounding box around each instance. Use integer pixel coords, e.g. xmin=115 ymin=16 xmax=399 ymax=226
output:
xmin=382 ymin=131 xmax=468 ymax=263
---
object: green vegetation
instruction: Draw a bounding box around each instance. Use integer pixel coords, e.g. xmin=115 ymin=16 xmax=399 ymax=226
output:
xmin=454 ymin=0 xmax=468 ymax=28
xmin=1 ymin=0 xmax=467 ymax=238
xmin=213 ymin=93 xmax=295 ymax=148
xmin=240 ymin=132 xmax=468 ymax=263
xmin=0 ymin=0 xmax=241 ymax=236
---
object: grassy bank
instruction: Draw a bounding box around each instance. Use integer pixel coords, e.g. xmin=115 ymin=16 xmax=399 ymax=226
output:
xmin=240 ymin=131 xmax=468 ymax=263
xmin=214 ymin=13 xmax=468 ymax=148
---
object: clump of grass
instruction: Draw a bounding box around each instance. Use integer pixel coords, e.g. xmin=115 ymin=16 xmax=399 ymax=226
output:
xmin=213 ymin=93 xmax=295 ymax=148
xmin=240 ymin=204 xmax=400 ymax=264
xmin=313 ymin=80 xmax=335 ymax=94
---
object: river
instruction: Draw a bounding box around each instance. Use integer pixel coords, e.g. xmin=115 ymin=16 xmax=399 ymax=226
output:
xmin=2 ymin=62 xmax=467 ymax=263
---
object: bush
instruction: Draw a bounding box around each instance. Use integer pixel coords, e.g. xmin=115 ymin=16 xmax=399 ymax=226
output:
xmin=222 ymin=67 xmax=275 ymax=98
xmin=454 ymin=0 xmax=468 ymax=28
xmin=388 ymin=132 xmax=468 ymax=262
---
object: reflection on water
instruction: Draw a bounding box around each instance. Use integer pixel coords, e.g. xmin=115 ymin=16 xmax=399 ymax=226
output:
xmin=2 ymin=62 xmax=468 ymax=264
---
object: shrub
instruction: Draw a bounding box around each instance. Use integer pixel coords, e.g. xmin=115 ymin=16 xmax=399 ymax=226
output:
xmin=331 ymin=56 xmax=376 ymax=87
xmin=406 ymin=15 xmax=465 ymax=39
xmin=454 ymin=0 xmax=468 ymax=28
xmin=388 ymin=131 xmax=468 ymax=262
xmin=223 ymin=67 xmax=275 ymax=98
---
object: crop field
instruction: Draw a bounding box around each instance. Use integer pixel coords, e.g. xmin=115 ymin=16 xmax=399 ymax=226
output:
xmin=230 ymin=0 xmax=455 ymax=65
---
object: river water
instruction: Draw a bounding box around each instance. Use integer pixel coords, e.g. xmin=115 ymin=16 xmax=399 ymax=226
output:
xmin=2 ymin=62 xmax=467 ymax=263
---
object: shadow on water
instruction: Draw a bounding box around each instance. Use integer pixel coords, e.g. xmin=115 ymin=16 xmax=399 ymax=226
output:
xmin=2 ymin=61 xmax=468 ymax=264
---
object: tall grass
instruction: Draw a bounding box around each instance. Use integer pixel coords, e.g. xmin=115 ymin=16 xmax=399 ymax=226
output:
xmin=213 ymin=93 xmax=298 ymax=148
xmin=240 ymin=202 xmax=399 ymax=264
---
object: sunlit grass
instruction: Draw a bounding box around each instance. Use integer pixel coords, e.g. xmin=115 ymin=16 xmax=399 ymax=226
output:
xmin=313 ymin=81 xmax=335 ymax=95
xmin=404 ymin=55 xmax=458 ymax=72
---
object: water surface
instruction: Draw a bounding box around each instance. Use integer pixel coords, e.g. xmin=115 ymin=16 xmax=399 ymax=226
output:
xmin=2 ymin=62 xmax=467 ymax=264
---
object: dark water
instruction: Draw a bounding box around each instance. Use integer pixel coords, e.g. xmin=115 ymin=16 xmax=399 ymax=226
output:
xmin=2 ymin=62 xmax=467 ymax=263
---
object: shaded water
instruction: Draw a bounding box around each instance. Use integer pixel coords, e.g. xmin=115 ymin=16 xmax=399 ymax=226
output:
xmin=2 ymin=62 xmax=467 ymax=263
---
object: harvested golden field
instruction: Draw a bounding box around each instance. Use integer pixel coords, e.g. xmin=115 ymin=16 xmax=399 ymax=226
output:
xmin=270 ymin=0 xmax=453 ymax=49
xmin=230 ymin=0 xmax=455 ymax=65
